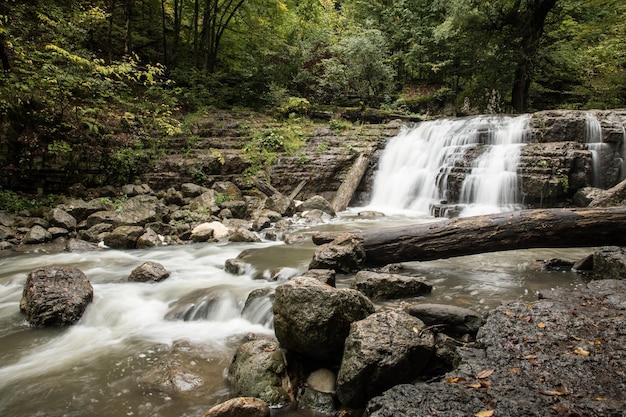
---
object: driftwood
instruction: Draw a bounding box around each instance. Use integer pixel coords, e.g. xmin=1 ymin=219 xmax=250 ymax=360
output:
xmin=311 ymin=207 xmax=626 ymax=266
xmin=331 ymin=153 xmax=371 ymax=213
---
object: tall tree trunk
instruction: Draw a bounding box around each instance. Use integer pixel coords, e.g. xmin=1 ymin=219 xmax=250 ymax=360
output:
xmin=160 ymin=0 xmax=168 ymax=66
xmin=108 ymin=0 xmax=116 ymax=63
xmin=124 ymin=0 xmax=133 ymax=55
xmin=509 ymin=0 xmax=558 ymax=112
xmin=173 ymin=0 xmax=183 ymax=63
xmin=0 ymin=34 xmax=10 ymax=72
xmin=193 ymin=0 xmax=199 ymax=68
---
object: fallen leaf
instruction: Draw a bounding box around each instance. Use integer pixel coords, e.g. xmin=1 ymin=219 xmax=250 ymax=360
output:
xmin=573 ymin=346 xmax=590 ymax=357
xmin=539 ymin=390 xmax=567 ymax=396
xmin=469 ymin=382 xmax=482 ymax=389
xmin=594 ymin=340 xmax=602 ymax=345
xmin=477 ymin=369 xmax=495 ymax=379
xmin=475 ymin=410 xmax=495 ymax=417
xmin=505 ymin=310 xmax=513 ymax=317
xmin=412 ymin=327 xmax=420 ymax=334
xmin=509 ymin=367 xmax=521 ymax=375
xmin=447 ymin=377 xmax=460 ymax=383
xmin=615 ymin=370 xmax=625 ymax=377
xmin=595 ymin=397 xmax=607 ymax=401
xmin=537 ymin=322 xmax=546 ymax=328
xmin=480 ymin=380 xmax=492 ymax=388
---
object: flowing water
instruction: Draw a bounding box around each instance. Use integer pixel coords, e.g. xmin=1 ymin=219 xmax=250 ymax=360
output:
xmin=0 ymin=116 xmax=599 ymax=417
xmin=585 ymin=112 xmax=609 ymax=188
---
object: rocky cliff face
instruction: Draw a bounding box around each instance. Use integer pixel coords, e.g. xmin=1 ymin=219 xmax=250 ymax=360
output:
xmin=2 ymin=109 xmax=625 ymax=210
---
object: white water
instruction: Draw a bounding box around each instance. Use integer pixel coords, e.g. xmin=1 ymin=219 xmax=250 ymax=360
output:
xmin=369 ymin=115 xmax=530 ymax=217
xmin=585 ymin=112 xmax=608 ymax=188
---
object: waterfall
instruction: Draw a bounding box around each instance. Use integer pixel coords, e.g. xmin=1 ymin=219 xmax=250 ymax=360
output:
xmin=369 ymin=115 xmax=530 ymax=217
xmin=585 ymin=112 xmax=608 ymax=188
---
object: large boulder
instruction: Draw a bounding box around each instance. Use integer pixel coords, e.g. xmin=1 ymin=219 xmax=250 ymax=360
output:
xmin=228 ymin=339 xmax=292 ymax=407
xmin=353 ymin=271 xmax=432 ymax=300
xmin=103 ymin=225 xmax=145 ymax=249
xmin=20 ymin=266 xmax=94 ymax=326
xmin=273 ymin=276 xmax=375 ymax=364
xmin=113 ymin=195 xmax=168 ymax=227
xmin=263 ymin=193 xmax=295 ymax=217
xmin=309 ymin=234 xmax=366 ymax=273
xmin=336 ymin=311 xmax=436 ymax=408
xmin=23 ymin=225 xmax=52 ymax=244
xmin=592 ymin=246 xmax=626 ymax=279
xmin=297 ymin=195 xmax=336 ymax=217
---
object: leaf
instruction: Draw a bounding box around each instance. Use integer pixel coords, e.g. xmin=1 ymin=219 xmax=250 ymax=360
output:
xmin=505 ymin=310 xmax=513 ymax=317
xmin=477 ymin=369 xmax=495 ymax=379
xmin=475 ymin=410 xmax=495 ymax=417
xmin=537 ymin=322 xmax=546 ymax=328
xmin=509 ymin=367 xmax=521 ymax=375
xmin=573 ymin=347 xmax=590 ymax=356
xmin=539 ymin=390 xmax=567 ymax=396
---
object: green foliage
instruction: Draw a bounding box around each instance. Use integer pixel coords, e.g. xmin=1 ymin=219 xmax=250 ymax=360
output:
xmin=0 ymin=190 xmax=60 ymax=213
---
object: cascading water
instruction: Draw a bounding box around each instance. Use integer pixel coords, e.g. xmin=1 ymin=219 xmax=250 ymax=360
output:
xmin=369 ymin=115 xmax=530 ymax=217
xmin=585 ymin=112 xmax=608 ymax=188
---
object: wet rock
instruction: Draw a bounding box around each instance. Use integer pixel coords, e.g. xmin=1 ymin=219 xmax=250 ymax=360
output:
xmin=353 ymin=271 xmax=432 ymax=300
xmin=128 ymin=261 xmax=170 ymax=283
xmin=541 ymin=258 xmax=574 ymax=271
xmin=59 ymin=198 xmax=114 ymax=222
xmin=165 ymin=287 xmax=235 ymax=321
xmin=336 ymin=311 xmax=436 ymax=408
xmin=593 ymin=246 xmax=626 ymax=279
xmin=225 ymin=258 xmax=249 ymax=275
xmin=0 ymin=241 xmax=14 ymax=250
xmin=309 ymin=233 xmax=366 ymax=273
xmin=86 ymin=210 xmax=117 ymax=228
xmin=257 ymin=209 xmax=282 ymax=222
xmin=113 ymin=195 xmax=168 ymax=227
xmin=241 ymin=288 xmax=275 ymax=327
xmin=299 ymin=388 xmax=337 ymax=414
xmin=572 ymin=186 xmax=606 ymax=207
xmin=139 ymin=340 xmax=222 ymax=396
xmin=0 ymin=211 xmax=16 ymax=227
xmin=269 ymin=267 xmax=300 ymax=282
xmin=404 ymin=303 xmax=485 ymax=337
xmin=274 ymin=276 xmax=375 ymax=364
xmin=20 ymin=266 xmax=93 ymax=326
xmin=573 ymin=253 xmax=594 ymax=271
xmin=48 ymin=227 xmax=69 ymax=239
xmin=163 ymin=187 xmax=185 ymax=206
xmin=191 ymin=227 xmax=214 ymax=243
xmin=103 ymin=225 xmax=145 ymax=249
xmin=47 ymin=207 xmax=77 ymax=230
xmin=201 ymin=397 xmax=270 ymax=417
xmin=78 ymin=223 xmax=113 ymax=242
xmin=229 ymin=228 xmax=261 ymax=243
xmin=589 ymin=178 xmax=626 ymax=207
xmin=252 ymin=216 xmax=271 ymax=231
xmin=283 ymin=233 xmax=306 ymax=244
xmin=228 ymin=339 xmax=292 ymax=407
xmin=300 ymin=209 xmax=331 ymax=224
xmin=301 ymin=269 xmax=336 ymax=286
xmin=297 ymin=195 xmax=336 ymax=217
xmin=189 ymin=190 xmax=217 ymax=212
xmin=23 ymin=225 xmax=52 ymax=244
xmin=0 ymin=224 xmax=16 ymax=240
xmin=212 ymin=181 xmax=243 ymax=200
xmin=357 ymin=210 xmax=385 ymax=218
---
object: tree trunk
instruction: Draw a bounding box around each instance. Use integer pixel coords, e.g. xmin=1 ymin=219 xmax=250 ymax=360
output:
xmin=160 ymin=0 xmax=168 ymax=66
xmin=331 ymin=153 xmax=371 ymax=213
xmin=312 ymin=207 xmax=626 ymax=266
xmin=123 ymin=0 xmax=133 ymax=55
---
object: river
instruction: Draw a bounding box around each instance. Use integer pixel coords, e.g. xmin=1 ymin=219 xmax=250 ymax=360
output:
xmin=0 ymin=209 xmax=594 ymax=417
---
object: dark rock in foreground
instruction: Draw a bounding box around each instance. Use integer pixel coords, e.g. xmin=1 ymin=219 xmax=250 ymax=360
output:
xmin=353 ymin=271 xmax=432 ymax=300
xmin=20 ymin=266 xmax=94 ymax=326
xmin=365 ymin=279 xmax=626 ymax=416
xmin=128 ymin=261 xmax=170 ymax=283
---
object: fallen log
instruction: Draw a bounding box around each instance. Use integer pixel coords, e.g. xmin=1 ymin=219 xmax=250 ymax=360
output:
xmin=311 ymin=207 xmax=626 ymax=267
xmin=331 ymin=152 xmax=371 ymax=213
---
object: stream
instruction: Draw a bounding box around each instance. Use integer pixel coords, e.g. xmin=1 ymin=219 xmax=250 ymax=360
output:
xmin=0 ymin=209 xmax=595 ymax=417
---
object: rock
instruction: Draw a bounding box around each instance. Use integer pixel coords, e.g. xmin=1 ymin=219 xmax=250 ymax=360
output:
xmin=283 ymin=233 xmax=305 ymax=244
xmin=404 ymin=303 xmax=485 ymax=337
xmin=263 ymin=193 xmax=295 ymax=217
xmin=47 ymin=208 xmax=77 ymax=230
xmin=307 ymin=368 xmax=337 ymax=393
xmin=121 ymin=183 xmax=153 ymax=196
xmin=27 ymin=217 xmax=50 ymax=228
xmin=301 ymin=269 xmax=336 ymax=286
xmin=181 ymin=182 xmax=210 ymax=197
xmin=201 ymin=397 xmax=270 ymax=417
xmin=128 ymin=261 xmax=170 ymax=283
xmin=268 ymin=267 xmax=300 ymax=282
xmin=192 ymin=221 xmax=230 ymax=239
xmin=229 ymin=228 xmax=261 ymax=243
xmin=191 ymin=227 xmax=214 ymax=243
xmin=573 ymin=253 xmax=594 ymax=271
xmin=0 ymin=211 xmax=16 ymax=227
xmin=589 ymin=178 xmax=626 ymax=207
xmin=241 ymin=288 xmax=275 ymax=327
xmin=297 ymin=195 xmax=336 ymax=216
xmin=572 ymin=186 xmax=606 ymax=207
xmin=0 ymin=224 xmax=16 ymax=240
xmin=48 ymin=227 xmax=69 ymax=239
xmin=225 ymin=258 xmax=249 ymax=275
xmin=220 ymin=200 xmax=248 ymax=219
xmin=364 ymin=383 xmax=485 ymax=417
xmin=336 ymin=311 xmax=436 ymax=408
xmin=137 ymin=227 xmax=162 ymax=248
xmin=0 ymin=241 xmax=14 ymax=250
xmin=103 ymin=225 xmax=145 ymax=249
xmin=309 ymin=233 xmax=366 ymax=273
xmin=139 ymin=340 xmax=222 ymax=396
xmin=228 ymin=339 xmax=292 ymax=407
xmin=113 ymin=195 xmax=168 ymax=227
xmin=165 ymin=287 xmax=234 ymax=321
xmin=65 ymin=238 xmax=99 ymax=252
xmin=59 ymin=198 xmax=114 ymax=222
xmin=300 ymin=209 xmax=331 ymax=224
xmin=358 ymin=210 xmax=385 ymax=218
xmin=78 ymin=223 xmax=113 ymax=242
xmin=86 ymin=210 xmax=117 ymax=228
xmin=353 ymin=271 xmax=432 ymax=300
xmin=252 ymin=216 xmax=271 ymax=231
xmin=163 ymin=187 xmax=185 ymax=205
xmin=189 ymin=190 xmax=217 ymax=212
xmin=23 ymin=225 xmax=52 ymax=244
xmin=212 ymin=181 xmax=243 ymax=200
xmin=298 ymin=388 xmax=337 ymax=414
xmin=274 ymin=276 xmax=375 ymax=364
xmin=257 ymin=209 xmax=282 ymax=222
xmin=541 ymin=258 xmax=574 ymax=271
xmin=592 ymin=246 xmax=626 ymax=279
xmin=20 ymin=266 xmax=94 ymax=326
